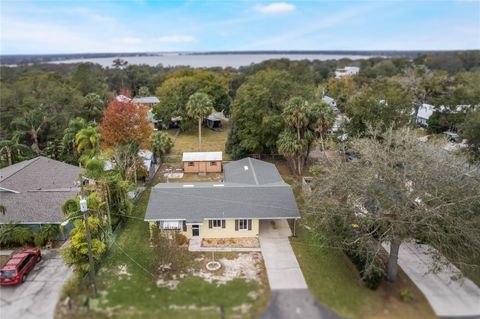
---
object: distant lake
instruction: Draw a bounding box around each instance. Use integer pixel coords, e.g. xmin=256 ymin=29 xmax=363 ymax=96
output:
xmin=49 ymin=53 xmax=373 ymax=68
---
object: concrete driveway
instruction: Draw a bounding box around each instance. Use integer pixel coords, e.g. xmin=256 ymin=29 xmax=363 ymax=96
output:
xmin=385 ymin=241 xmax=480 ymax=318
xmin=259 ymin=220 xmax=339 ymax=319
xmin=0 ymin=249 xmax=72 ymax=319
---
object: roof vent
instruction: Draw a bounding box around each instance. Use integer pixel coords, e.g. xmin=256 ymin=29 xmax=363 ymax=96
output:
xmin=183 ymin=184 xmax=194 ymax=188
xmin=244 ymin=165 xmax=249 ymax=171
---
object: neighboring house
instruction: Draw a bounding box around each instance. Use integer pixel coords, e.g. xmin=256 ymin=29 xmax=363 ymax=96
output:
xmin=145 ymin=157 xmax=300 ymax=239
xmin=131 ymin=97 xmax=161 ymax=127
xmin=182 ymin=152 xmax=222 ymax=173
xmin=0 ymin=157 xmax=82 ymax=228
xmin=131 ymin=96 xmax=160 ymax=106
xmin=321 ymin=95 xmax=346 ymax=133
xmin=104 ymin=149 xmax=156 ymax=180
xmin=335 ymin=66 xmax=360 ymax=78
xmin=416 ymin=103 xmax=435 ymax=126
xmin=321 ymin=95 xmax=339 ymax=113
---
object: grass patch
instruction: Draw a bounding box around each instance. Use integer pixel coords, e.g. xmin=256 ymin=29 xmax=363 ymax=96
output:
xmin=168 ymin=122 xmax=230 ymax=160
xmin=56 ymin=173 xmax=268 ymax=319
xmin=291 ymin=230 xmax=436 ymax=319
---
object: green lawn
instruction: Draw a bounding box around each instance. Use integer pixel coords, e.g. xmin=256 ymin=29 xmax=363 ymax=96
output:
xmin=57 ymin=178 xmax=268 ymax=319
xmin=168 ymin=121 xmax=231 ymax=160
xmin=291 ymin=229 xmax=436 ymax=319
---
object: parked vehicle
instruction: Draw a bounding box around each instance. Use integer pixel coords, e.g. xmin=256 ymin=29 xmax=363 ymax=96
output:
xmin=0 ymin=248 xmax=41 ymax=286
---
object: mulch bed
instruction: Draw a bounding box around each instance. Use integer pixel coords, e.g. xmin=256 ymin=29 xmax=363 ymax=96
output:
xmin=202 ymin=237 xmax=260 ymax=248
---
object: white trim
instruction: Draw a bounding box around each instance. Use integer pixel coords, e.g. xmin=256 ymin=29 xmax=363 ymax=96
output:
xmin=0 ymin=187 xmax=20 ymax=193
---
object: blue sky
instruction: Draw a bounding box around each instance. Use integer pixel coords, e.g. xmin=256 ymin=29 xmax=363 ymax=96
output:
xmin=0 ymin=0 xmax=479 ymax=54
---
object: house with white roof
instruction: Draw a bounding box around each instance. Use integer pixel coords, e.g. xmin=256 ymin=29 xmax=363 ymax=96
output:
xmin=182 ymin=152 xmax=222 ymax=173
xmin=335 ymin=66 xmax=360 ymax=78
xmin=416 ymin=104 xmax=435 ymax=126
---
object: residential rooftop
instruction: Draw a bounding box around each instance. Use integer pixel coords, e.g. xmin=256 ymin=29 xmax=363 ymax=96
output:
xmin=145 ymin=157 xmax=299 ymax=223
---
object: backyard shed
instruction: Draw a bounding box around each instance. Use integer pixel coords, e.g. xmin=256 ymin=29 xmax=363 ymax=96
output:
xmin=182 ymin=152 xmax=222 ymax=173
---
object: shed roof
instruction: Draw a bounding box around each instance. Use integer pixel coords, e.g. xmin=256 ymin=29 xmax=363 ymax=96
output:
xmin=182 ymin=152 xmax=222 ymax=162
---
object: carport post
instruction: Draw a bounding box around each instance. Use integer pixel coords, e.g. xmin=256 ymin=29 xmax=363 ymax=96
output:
xmin=293 ymin=219 xmax=296 ymax=237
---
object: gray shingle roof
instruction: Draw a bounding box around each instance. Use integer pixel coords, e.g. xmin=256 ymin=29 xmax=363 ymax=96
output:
xmin=0 ymin=156 xmax=82 ymax=193
xmin=0 ymin=157 xmax=82 ymax=224
xmin=145 ymin=158 xmax=300 ymax=222
xmin=223 ymin=157 xmax=284 ymax=186
xmin=0 ymin=190 xmax=78 ymax=224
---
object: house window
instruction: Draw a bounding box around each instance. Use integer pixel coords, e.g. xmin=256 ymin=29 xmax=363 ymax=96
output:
xmin=160 ymin=221 xmax=181 ymax=230
xmin=209 ymin=219 xmax=225 ymax=228
xmin=188 ymin=161 xmax=194 ymax=166
xmin=210 ymin=161 xmax=217 ymax=166
xmin=237 ymin=219 xmax=252 ymax=230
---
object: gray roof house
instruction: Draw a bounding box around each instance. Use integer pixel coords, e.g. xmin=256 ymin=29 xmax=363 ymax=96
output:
xmin=145 ymin=158 xmax=300 ymax=239
xmin=0 ymin=157 xmax=82 ymax=224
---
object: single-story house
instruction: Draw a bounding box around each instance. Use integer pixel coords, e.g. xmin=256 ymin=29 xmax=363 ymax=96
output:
xmin=0 ymin=157 xmax=82 ymax=229
xmin=145 ymin=157 xmax=300 ymax=239
xmin=182 ymin=152 xmax=222 ymax=173
xmin=335 ymin=66 xmax=360 ymax=78
xmin=131 ymin=96 xmax=160 ymax=106
xmin=104 ymin=149 xmax=156 ymax=180
xmin=321 ymin=95 xmax=340 ymax=113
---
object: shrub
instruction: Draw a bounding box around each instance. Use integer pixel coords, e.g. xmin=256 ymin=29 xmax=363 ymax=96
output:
xmin=344 ymin=242 xmax=385 ymax=289
xmin=34 ymin=224 xmax=61 ymax=247
xmin=0 ymin=224 xmax=34 ymax=247
xmin=175 ymin=233 xmax=188 ymax=246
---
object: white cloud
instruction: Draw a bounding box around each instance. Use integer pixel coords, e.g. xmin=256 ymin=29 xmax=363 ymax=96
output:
xmin=118 ymin=37 xmax=143 ymax=45
xmin=157 ymin=35 xmax=195 ymax=42
xmin=255 ymin=2 xmax=295 ymax=15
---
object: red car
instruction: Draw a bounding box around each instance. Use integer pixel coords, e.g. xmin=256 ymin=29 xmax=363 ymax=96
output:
xmin=0 ymin=247 xmax=41 ymax=286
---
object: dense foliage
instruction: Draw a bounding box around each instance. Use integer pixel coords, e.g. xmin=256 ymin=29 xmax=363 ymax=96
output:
xmin=1 ymin=52 xmax=479 ymax=166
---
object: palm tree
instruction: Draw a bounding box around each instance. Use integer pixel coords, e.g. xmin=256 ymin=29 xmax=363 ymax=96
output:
xmin=0 ymin=134 xmax=30 ymax=166
xmin=83 ymin=93 xmax=104 ymax=122
xmin=311 ymin=102 xmax=335 ymax=154
xmin=186 ymin=92 xmax=214 ymax=151
xmin=75 ymin=125 xmax=100 ymax=165
xmin=13 ymin=110 xmax=46 ymax=154
xmin=63 ymin=117 xmax=87 ymax=158
xmin=281 ymin=97 xmax=310 ymax=175
xmin=151 ymin=131 xmax=174 ymax=163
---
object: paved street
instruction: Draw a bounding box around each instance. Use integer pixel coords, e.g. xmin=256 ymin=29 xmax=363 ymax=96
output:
xmin=259 ymin=220 xmax=339 ymax=319
xmin=384 ymin=241 xmax=480 ymax=319
xmin=0 ymin=249 xmax=72 ymax=319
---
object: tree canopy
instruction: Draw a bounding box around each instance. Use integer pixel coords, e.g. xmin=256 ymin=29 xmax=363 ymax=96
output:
xmin=100 ymin=98 xmax=153 ymax=150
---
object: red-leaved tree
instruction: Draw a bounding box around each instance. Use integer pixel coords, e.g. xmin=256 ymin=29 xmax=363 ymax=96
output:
xmin=100 ymin=98 xmax=153 ymax=150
